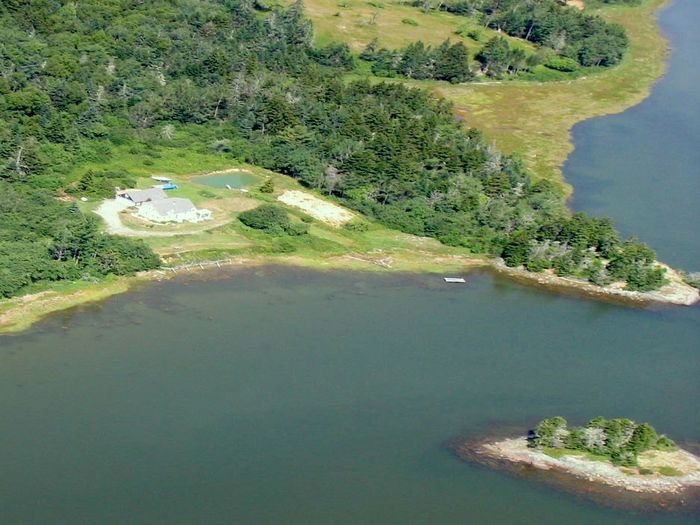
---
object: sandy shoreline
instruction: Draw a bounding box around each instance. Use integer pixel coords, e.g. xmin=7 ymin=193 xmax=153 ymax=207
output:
xmin=474 ymin=436 xmax=700 ymax=494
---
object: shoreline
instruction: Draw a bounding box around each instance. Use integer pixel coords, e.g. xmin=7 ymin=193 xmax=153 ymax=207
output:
xmin=493 ymin=261 xmax=699 ymax=307
xmin=462 ymin=435 xmax=700 ymax=494
xmin=1 ymin=253 xmax=697 ymax=335
xmin=452 ymin=433 xmax=700 ymax=513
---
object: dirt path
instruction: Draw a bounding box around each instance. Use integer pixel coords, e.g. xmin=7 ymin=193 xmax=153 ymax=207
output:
xmin=94 ymin=199 xmax=222 ymax=237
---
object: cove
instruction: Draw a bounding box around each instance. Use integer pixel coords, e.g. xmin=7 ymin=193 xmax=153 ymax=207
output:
xmin=566 ymin=0 xmax=700 ymax=270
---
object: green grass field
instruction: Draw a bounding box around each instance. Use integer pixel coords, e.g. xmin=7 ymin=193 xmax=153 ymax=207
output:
xmin=297 ymin=0 xmax=532 ymax=55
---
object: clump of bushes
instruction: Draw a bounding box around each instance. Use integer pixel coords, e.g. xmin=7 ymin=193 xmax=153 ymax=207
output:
xmin=529 ymin=416 xmax=677 ymax=467
xmin=402 ymin=18 xmax=418 ymax=26
xmin=259 ymin=178 xmax=275 ymax=193
xmin=344 ymin=219 xmax=370 ymax=232
xmin=238 ymin=204 xmax=308 ymax=236
xmin=544 ymin=55 xmax=580 ymax=72
xmin=455 ymin=26 xmax=483 ymax=42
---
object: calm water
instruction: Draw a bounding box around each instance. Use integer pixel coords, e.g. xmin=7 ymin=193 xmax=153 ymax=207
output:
xmin=1 ymin=2 xmax=699 ymax=524
xmin=0 ymin=268 xmax=698 ymax=524
xmin=567 ymin=0 xmax=700 ymax=270
xmin=194 ymin=172 xmax=257 ymax=188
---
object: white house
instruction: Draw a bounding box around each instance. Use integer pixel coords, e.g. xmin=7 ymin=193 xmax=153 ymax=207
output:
xmin=135 ymin=197 xmax=212 ymax=223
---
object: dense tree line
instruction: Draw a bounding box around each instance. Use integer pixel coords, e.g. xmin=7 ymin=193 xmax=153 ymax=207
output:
xmin=0 ymin=182 xmax=159 ymax=297
xmin=361 ymin=39 xmax=474 ymax=83
xmin=529 ymin=417 xmax=676 ymax=467
xmin=434 ymin=0 xmax=629 ymax=68
xmin=0 ymin=0 xmax=664 ymax=297
xmin=361 ymin=36 xmax=533 ymax=81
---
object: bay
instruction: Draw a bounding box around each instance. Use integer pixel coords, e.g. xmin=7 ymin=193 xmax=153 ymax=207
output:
xmin=0 ymin=267 xmax=698 ymax=524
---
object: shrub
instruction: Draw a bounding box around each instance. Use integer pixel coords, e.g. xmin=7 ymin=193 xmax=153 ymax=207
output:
xmin=238 ymin=204 xmax=309 ymax=236
xmin=259 ymin=178 xmax=275 ymax=193
xmin=455 ymin=26 xmax=482 ymax=42
xmin=655 ymin=436 xmax=677 ymax=451
xmin=657 ymin=466 xmax=683 ymax=477
xmin=402 ymin=18 xmax=418 ymax=26
xmin=198 ymin=190 xmax=217 ymax=199
xmin=344 ymin=219 xmax=369 ymax=232
xmin=211 ymin=139 xmax=233 ymax=153
xmin=544 ymin=56 xmax=580 ymax=73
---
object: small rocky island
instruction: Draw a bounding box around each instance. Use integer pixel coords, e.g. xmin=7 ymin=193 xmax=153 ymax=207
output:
xmin=456 ymin=417 xmax=700 ymax=510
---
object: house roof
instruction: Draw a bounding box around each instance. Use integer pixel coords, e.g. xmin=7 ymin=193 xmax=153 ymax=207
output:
xmin=122 ymin=188 xmax=167 ymax=203
xmin=146 ymin=197 xmax=197 ymax=215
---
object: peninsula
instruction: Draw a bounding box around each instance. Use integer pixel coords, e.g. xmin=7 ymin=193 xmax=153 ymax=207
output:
xmin=1 ymin=0 xmax=697 ymax=335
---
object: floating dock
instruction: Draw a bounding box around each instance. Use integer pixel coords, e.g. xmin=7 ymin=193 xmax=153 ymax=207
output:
xmin=444 ymin=277 xmax=466 ymax=283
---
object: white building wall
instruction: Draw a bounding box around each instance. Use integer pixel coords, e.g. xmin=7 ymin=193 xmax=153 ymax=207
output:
xmin=135 ymin=204 xmax=212 ymax=224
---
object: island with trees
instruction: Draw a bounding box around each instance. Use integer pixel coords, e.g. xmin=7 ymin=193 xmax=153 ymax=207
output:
xmin=456 ymin=417 xmax=700 ymax=504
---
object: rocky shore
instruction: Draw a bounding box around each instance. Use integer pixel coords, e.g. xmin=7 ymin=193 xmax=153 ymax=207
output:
xmin=469 ymin=436 xmax=700 ymax=494
xmin=493 ymin=260 xmax=700 ymax=307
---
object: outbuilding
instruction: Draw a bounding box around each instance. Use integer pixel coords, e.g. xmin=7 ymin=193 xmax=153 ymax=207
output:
xmin=119 ymin=188 xmax=167 ymax=205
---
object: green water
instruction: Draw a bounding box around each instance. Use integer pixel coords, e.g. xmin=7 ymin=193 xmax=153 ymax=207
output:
xmin=1 ymin=2 xmax=699 ymax=523
xmin=194 ymin=172 xmax=257 ymax=188
xmin=0 ymin=268 xmax=698 ymax=524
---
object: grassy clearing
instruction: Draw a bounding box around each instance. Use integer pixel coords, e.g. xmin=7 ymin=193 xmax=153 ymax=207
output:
xmin=295 ymin=0 xmax=531 ymax=55
xmin=76 ymin=142 xmax=239 ymax=182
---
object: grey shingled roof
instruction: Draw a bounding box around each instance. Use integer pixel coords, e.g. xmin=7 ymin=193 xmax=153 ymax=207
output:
xmin=123 ymin=188 xmax=167 ymax=203
xmin=148 ymin=198 xmax=196 ymax=215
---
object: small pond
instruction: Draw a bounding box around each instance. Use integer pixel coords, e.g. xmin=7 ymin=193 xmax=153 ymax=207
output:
xmin=194 ymin=172 xmax=257 ymax=188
